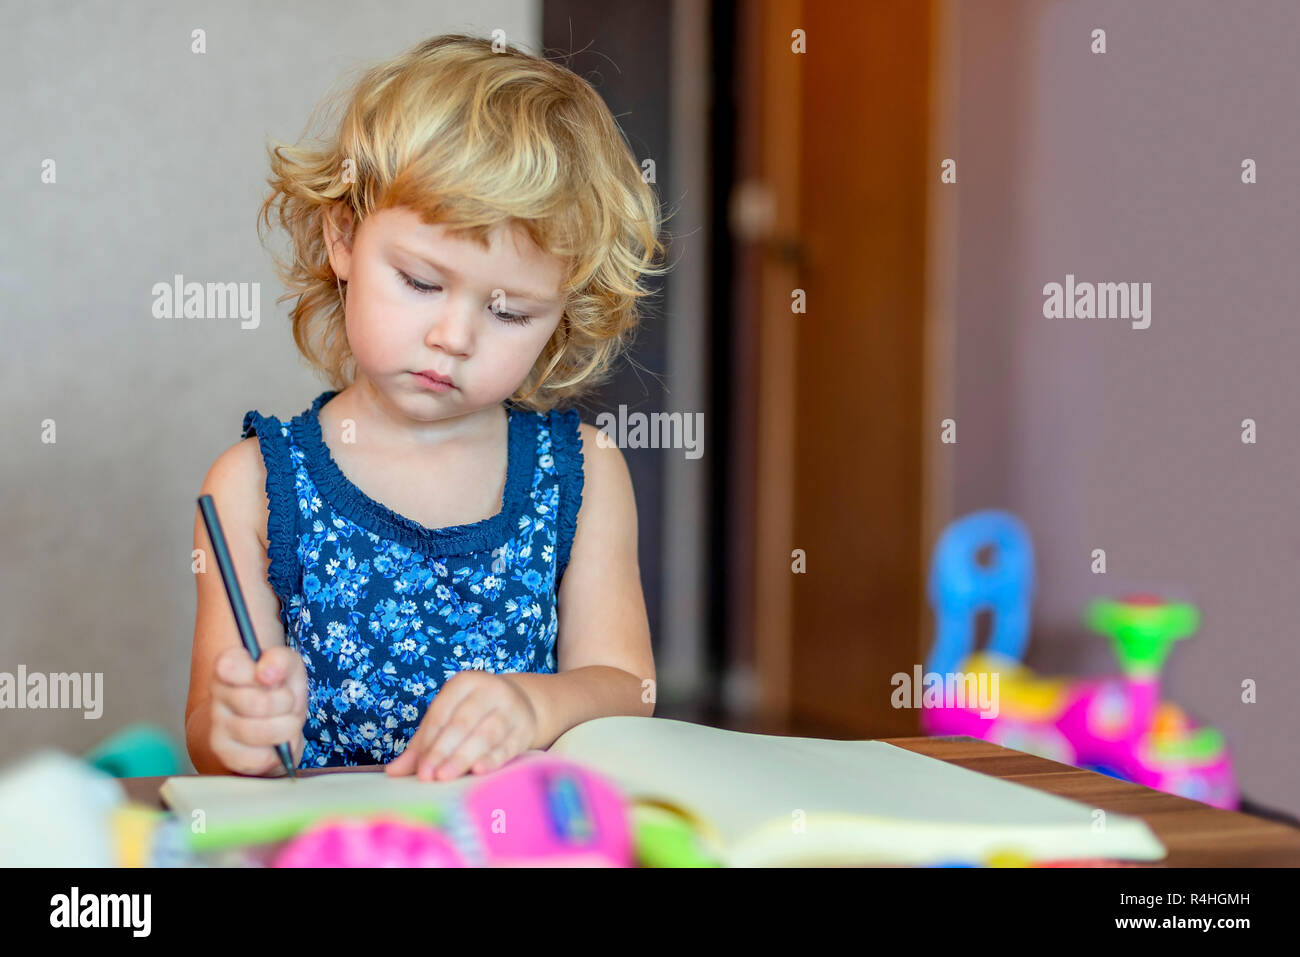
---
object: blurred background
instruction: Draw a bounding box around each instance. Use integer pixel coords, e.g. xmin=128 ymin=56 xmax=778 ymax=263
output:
xmin=2 ymin=0 xmax=1297 ymax=819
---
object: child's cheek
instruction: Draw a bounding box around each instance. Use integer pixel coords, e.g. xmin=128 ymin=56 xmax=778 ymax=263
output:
xmin=346 ymin=296 xmax=407 ymax=375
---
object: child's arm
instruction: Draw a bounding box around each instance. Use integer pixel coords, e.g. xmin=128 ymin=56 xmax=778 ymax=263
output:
xmin=185 ymin=437 xmax=308 ymax=775
xmin=501 ymin=421 xmax=658 ymax=741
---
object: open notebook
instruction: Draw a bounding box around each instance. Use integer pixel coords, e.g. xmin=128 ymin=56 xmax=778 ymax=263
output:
xmin=161 ymin=716 xmax=1167 ymax=865
xmin=549 ymin=716 xmax=1165 ymax=866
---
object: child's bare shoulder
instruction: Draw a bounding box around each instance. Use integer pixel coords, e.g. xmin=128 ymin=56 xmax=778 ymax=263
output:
xmin=574 ymin=420 xmax=636 ymax=517
xmin=198 ymin=437 xmax=271 ymax=548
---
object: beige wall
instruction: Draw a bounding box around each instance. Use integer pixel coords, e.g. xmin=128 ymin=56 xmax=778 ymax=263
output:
xmin=938 ymin=0 xmax=1299 ymax=814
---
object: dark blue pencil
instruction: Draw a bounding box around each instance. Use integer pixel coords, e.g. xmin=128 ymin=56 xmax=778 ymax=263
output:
xmin=197 ymin=494 xmax=297 ymax=780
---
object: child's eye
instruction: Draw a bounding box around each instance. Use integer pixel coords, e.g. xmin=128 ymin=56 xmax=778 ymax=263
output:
xmin=490 ymin=308 xmax=533 ymax=326
xmin=398 ymin=270 xmax=532 ymax=325
xmin=398 ymin=270 xmax=440 ymax=294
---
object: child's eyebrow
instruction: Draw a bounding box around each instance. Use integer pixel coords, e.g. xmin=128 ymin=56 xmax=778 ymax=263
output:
xmin=392 ymin=243 xmax=558 ymax=304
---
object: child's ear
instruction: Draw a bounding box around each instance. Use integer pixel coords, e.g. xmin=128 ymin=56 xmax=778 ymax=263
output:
xmin=322 ymin=203 xmax=356 ymax=279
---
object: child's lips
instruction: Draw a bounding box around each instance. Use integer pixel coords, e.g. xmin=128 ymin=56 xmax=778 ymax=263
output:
xmin=412 ymin=371 xmax=456 ymax=390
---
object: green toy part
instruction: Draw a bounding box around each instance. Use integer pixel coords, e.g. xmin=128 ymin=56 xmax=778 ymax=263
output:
xmin=1086 ymin=595 xmax=1199 ymax=676
xmin=631 ymin=802 xmax=722 ymax=867
xmin=1149 ymin=727 xmax=1225 ymax=764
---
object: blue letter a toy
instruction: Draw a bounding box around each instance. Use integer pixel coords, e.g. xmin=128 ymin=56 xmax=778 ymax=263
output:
xmin=926 ymin=510 xmax=1034 ymax=675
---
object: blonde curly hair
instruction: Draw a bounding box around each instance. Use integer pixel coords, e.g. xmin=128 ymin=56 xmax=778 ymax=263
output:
xmin=256 ymin=33 xmax=668 ymax=411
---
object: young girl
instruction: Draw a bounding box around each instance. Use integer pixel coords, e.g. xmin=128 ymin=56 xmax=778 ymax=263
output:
xmin=186 ymin=34 xmax=666 ymax=780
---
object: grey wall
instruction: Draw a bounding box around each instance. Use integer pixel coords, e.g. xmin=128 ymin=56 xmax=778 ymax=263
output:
xmin=942 ymin=0 xmax=1299 ymax=814
xmin=0 ymin=1 xmax=542 ymax=768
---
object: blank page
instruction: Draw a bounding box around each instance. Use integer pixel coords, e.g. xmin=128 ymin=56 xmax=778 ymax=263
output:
xmin=548 ymin=716 xmax=1167 ymax=866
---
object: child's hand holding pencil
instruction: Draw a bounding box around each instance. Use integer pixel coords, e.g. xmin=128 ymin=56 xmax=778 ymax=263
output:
xmin=196 ymin=493 xmax=306 ymax=778
xmin=207 ymin=644 xmax=308 ymax=777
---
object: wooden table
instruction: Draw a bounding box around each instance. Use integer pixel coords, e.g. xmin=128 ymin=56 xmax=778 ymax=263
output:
xmin=881 ymin=736 xmax=1300 ymax=867
xmin=120 ymin=735 xmax=1300 ymax=866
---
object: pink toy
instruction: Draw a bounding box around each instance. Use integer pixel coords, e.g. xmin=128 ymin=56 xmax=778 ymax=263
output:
xmin=274 ymin=816 xmax=467 ymax=867
xmin=272 ymin=754 xmax=632 ymax=868
xmin=461 ymin=753 xmax=633 ymax=867
xmin=923 ymin=511 xmax=1239 ymax=810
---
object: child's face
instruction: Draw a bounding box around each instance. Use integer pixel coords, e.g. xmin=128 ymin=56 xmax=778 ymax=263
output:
xmin=324 ymin=205 xmax=566 ymax=415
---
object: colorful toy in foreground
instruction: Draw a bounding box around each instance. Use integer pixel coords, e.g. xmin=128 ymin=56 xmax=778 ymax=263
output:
xmin=921 ymin=510 xmax=1239 ymax=810
xmin=272 ymin=754 xmax=634 ymax=868
xmin=461 ymin=753 xmax=633 ymax=866
xmin=274 ymin=816 xmax=468 ymax=867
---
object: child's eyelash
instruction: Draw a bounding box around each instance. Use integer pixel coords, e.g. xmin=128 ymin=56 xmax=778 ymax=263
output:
xmin=396 ymin=271 xmax=533 ymax=325
xmin=398 ymin=270 xmax=439 ymax=296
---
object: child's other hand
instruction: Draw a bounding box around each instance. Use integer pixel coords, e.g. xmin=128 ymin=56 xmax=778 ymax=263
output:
xmin=208 ymin=645 xmax=307 ymax=776
xmin=385 ymin=672 xmax=538 ymax=781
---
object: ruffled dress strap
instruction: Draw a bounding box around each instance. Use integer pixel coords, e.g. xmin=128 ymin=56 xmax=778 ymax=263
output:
xmin=548 ymin=408 xmax=585 ymax=581
xmin=240 ymin=407 xmax=298 ymax=631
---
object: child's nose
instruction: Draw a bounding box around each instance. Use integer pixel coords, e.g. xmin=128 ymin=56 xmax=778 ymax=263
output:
xmin=424 ymin=301 xmax=474 ymax=356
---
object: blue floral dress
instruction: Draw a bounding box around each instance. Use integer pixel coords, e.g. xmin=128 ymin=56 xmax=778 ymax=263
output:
xmin=240 ymin=389 xmax=585 ymax=768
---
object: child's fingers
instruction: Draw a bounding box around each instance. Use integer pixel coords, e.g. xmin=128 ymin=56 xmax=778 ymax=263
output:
xmin=385 ymin=740 xmax=417 ymax=775
xmin=471 ymin=742 xmax=515 ymax=775
xmin=217 ymin=701 xmax=304 ymax=748
xmin=384 ymin=675 xmax=480 ymax=777
xmin=384 ymin=674 xmax=501 ymax=778
xmin=221 ymin=683 xmax=297 ymax=718
xmin=214 ymin=646 xmax=257 ymax=685
xmin=210 ymin=736 xmax=284 ymax=776
xmin=425 ymin=709 xmax=509 ymax=781
xmin=415 ymin=697 xmax=496 ymax=781
xmin=385 ymin=707 xmax=452 ymax=777
xmin=256 ymin=646 xmax=302 ymax=686
xmin=386 ymin=696 xmax=483 ymax=779
xmin=420 ymin=671 xmax=482 ymax=727
xmin=227 ymin=714 xmax=304 ymax=749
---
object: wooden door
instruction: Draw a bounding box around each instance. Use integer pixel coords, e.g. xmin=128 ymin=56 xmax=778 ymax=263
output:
xmin=731 ymin=0 xmax=938 ymax=737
